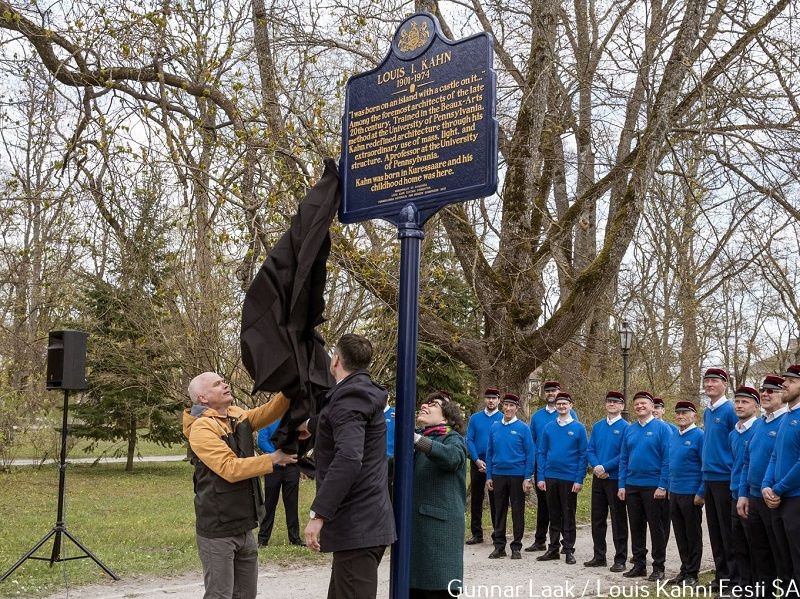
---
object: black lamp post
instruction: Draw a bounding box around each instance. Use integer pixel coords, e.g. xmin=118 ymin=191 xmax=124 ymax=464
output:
xmin=618 ymin=320 xmax=634 ymax=421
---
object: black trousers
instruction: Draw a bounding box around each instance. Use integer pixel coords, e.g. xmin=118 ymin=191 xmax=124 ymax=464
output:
xmin=546 ymin=478 xmax=578 ymax=552
xmin=731 ymin=497 xmax=752 ymax=586
xmin=670 ymin=493 xmax=703 ymax=578
xmin=705 ymin=480 xmax=735 ymax=582
xmin=469 ymin=460 xmax=495 ymax=538
xmin=535 ymin=485 xmax=549 ymax=544
xmin=491 ymin=475 xmax=525 ymax=552
xmin=772 ymin=495 xmax=800 ymax=585
xmin=661 ymin=494 xmax=671 ymax=545
xmin=327 ymin=545 xmax=386 ymax=599
xmin=626 ymin=485 xmax=667 ymax=571
xmin=258 ymin=463 xmax=300 ymax=544
xmin=590 ymin=475 xmax=628 ymax=564
xmin=745 ymin=497 xmax=779 ymax=587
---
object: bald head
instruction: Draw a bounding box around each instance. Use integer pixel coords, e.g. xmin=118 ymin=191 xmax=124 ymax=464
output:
xmin=188 ymin=372 xmax=216 ymax=404
xmin=188 ymin=372 xmax=232 ymax=414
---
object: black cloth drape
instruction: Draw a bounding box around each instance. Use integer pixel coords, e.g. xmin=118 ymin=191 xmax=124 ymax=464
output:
xmin=240 ymin=159 xmax=340 ymax=455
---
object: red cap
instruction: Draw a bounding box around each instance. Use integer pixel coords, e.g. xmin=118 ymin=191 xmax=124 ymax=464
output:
xmin=761 ymin=375 xmax=785 ymax=390
xmin=543 ymin=381 xmax=561 ymax=391
xmin=633 ymin=390 xmax=654 ymax=403
xmin=484 ymin=387 xmax=500 ymax=397
xmin=605 ymin=390 xmax=625 ymax=403
xmin=704 ymin=368 xmax=729 ymax=382
xmin=783 ymin=365 xmax=800 ymax=379
xmin=502 ymin=393 xmax=520 ymax=406
xmin=555 ymin=391 xmax=573 ymax=403
xmin=734 ymin=385 xmax=760 ymax=405
xmin=675 ymin=401 xmax=697 ymax=413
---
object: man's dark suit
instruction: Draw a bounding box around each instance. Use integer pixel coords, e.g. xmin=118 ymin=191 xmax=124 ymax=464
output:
xmin=309 ymin=369 xmax=397 ymax=599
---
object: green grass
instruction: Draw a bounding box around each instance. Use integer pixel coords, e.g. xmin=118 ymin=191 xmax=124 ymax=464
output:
xmin=0 ymin=462 xmax=325 ymax=598
xmin=6 ymin=429 xmax=186 ymax=461
xmin=0 ymin=464 xmax=596 ymax=598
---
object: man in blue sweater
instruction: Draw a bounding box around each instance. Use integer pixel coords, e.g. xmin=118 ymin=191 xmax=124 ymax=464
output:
xmin=384 ymin=396 xmax=395 ymax=500
xmin=526 ymin=380 xmax=577 ymax=552
xmin=465 ymin=387 xmax=503 ymax=545
xmin=701 ymin=367 xmax=737 ymax=591
xmin=534 ymin=392 xmax=588 ymax=565
xmin=585 ymin=390 xmax=629 ymax=571
xmin=257 ymin=421 xmax=304 ymax=547
xmin=728 ymin=385 xmax=760 ymax=588
xmin=617 ymin=390 xmax=671 ymax=581
xmin=486 ymin=393 xmax=535 ymax=560
xmin=740 ymin=375 xmax=787 ymax=589
xmin=762 ymin=364 xmax=800 ymax=585
xmin=667 ymin=401 xmax=704 ymax=587
xmin=654 ymin=397 xmax=678 ymax=434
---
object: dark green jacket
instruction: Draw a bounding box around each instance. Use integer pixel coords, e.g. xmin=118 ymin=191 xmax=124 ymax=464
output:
xmin=410 ymin=430 xmax=467 ymax=592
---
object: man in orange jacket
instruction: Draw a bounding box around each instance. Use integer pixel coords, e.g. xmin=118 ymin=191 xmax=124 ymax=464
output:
xmin=183 ymin=372 xmax=297 ymax=599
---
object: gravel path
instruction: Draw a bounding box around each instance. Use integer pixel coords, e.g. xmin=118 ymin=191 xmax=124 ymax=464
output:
xmin=43 ymin=523 xmax=715 ymax=598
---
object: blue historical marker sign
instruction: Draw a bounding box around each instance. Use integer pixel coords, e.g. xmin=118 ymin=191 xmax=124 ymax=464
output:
xmin=339 ymin=12 xmax=498 ymax=225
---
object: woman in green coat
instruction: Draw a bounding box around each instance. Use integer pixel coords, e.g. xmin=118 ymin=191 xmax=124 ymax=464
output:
xmin=411 ymin=391 xmax=468 ymax=598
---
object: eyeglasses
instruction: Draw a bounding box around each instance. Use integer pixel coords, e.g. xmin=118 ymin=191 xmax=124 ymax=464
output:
xmin=424 ymin=399 xmax=444 ymax=408
xmin=761 ymin=388 xmax=782 ymax=394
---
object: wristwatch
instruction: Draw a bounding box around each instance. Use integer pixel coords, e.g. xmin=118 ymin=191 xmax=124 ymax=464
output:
xmin=309 ymin=510 xmax=321 ymax=520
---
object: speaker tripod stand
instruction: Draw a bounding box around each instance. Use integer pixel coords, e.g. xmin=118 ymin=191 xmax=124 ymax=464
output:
xmin=1 ymin=389 xmax=118 ymax=582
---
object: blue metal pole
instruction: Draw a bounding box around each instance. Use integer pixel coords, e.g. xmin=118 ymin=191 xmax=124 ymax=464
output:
xmin=390 ymin=204 xmax=424 ymax=599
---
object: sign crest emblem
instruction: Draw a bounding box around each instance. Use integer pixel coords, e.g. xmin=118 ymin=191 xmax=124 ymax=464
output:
xmin=398 ymin=20 xmax=430 ymax=53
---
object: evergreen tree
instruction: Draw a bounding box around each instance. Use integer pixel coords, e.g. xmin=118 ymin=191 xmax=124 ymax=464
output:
xmin=72 ymin=181 xmax=183 ymax=471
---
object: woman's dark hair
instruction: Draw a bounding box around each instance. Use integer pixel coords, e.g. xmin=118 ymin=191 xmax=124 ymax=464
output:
xmin=423 ymin=390 xmax=450 ymax=405
xmin=422 ymin=391 xmax=465 ymax=434
xmin=441 ymin=400 xmax=465 ymax=435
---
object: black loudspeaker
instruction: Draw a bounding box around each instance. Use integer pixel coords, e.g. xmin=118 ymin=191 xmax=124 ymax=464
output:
xmin=46 ymin=330 xmax=88 ymax=390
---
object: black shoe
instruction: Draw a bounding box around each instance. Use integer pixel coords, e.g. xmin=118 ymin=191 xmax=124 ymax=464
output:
xmin=584 ymin=558 xmax=608 ymax=567
xmin=489 ymin=549 xmax=506 ymax=559
xmin=667 ymin=576 xmax=685 ymax=585
xmin=565 ymin=553 xmax=576 ymax=565
xmin=610 ymin=563 xmax=627 ymax=573
xmin=647 ymin=571 xmax=665 ymax=582
xmin=623 ymin=567 xmax=647 ymax=578
xmin=525 ymin=542 xmax=547 ymax=552
xmin=511 ymin=550 xmax=522 ymax=560
xmin=684 ymin=577 xmax=699 ymax=587
xmin=289 ymin=540 xmax=306 ymax=547
xmin=257 ymin=540 xmax=269 ymax=547
xmin=465 ymin=536 xmax=484 ymax=545
xmin=561 ymin=547 xmax=567 ymax=554
xmin=537 ymin=549 xmax=561 ymax=561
